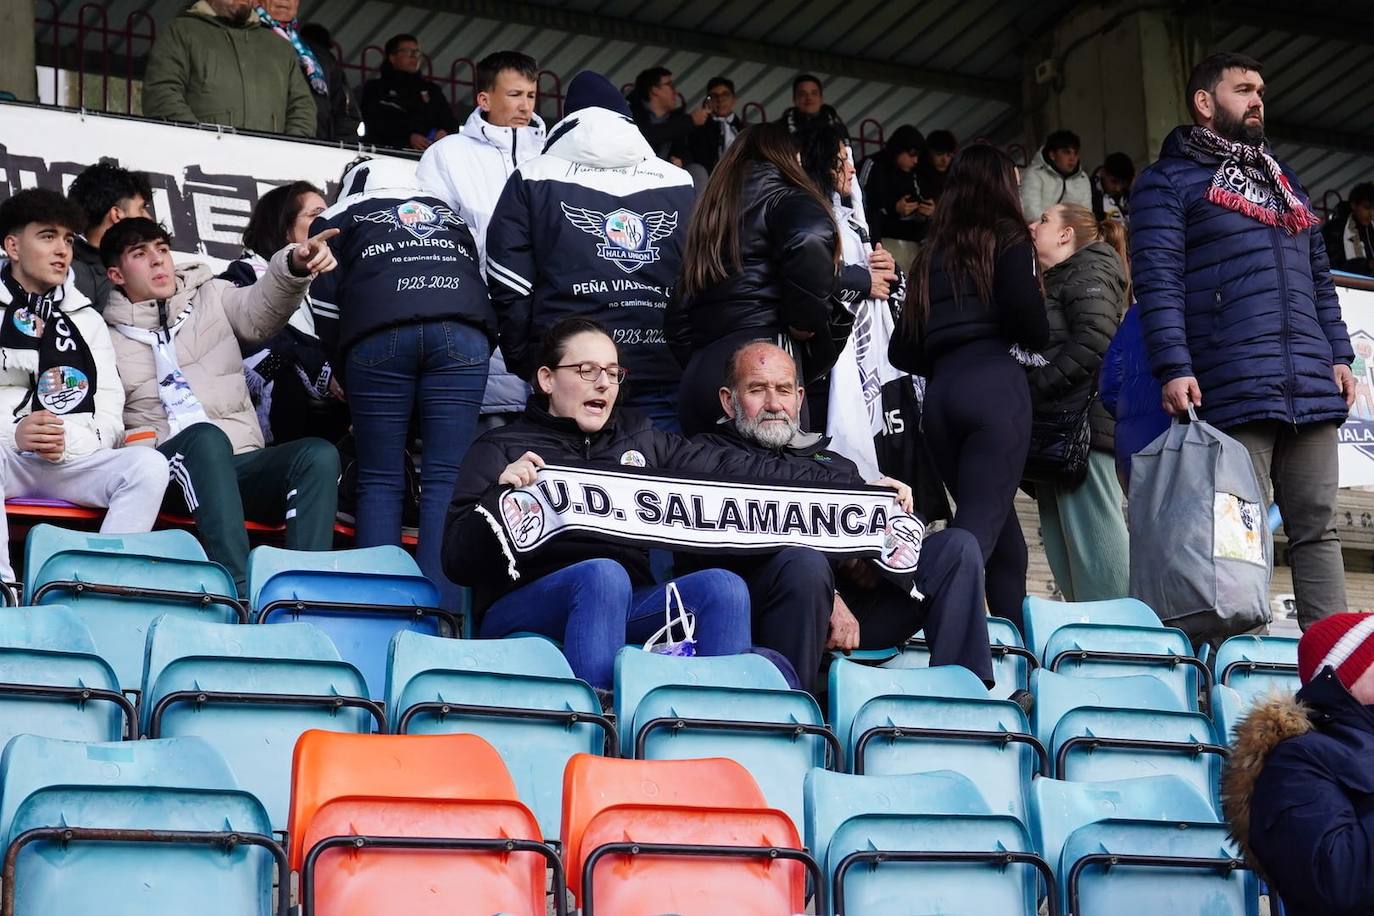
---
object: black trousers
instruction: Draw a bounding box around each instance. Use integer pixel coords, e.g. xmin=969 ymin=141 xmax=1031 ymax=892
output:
xmin=160 ymin=423 xmax=340 ymax=596
xmin=702 ymin=529 xmax=993 ymax=693
xmin=922 ymin=339 xmax=1032 ymax=632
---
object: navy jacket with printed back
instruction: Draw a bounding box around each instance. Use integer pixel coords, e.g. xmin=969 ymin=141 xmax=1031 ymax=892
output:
xmin=1130 ymin=126 xmax=1353 ymax=430
xmin=310 ymin=157 xmax=495 ymax=366
xmin=484 ymin=105 xmax=696 ymax=390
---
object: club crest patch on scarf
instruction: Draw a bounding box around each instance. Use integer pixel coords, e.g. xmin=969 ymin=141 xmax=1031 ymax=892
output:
xmin=1190 ymin=126 xmax=1319 ymax=234
xmin=561 ymin=203 xmax=678 ymax=274
xmin=482 ymin=464 xmax=927 ymax=597
xmin=37 ymin=365 xmax=90 ymax=414
xmin=11 ymin=308 xmax=42 ymax=338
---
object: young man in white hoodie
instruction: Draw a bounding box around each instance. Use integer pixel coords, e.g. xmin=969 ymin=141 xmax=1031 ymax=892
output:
xmin=417 ymin=51 xmax=545 ymax=426
xmin=0 ymin=190 xmax=169 ymax=579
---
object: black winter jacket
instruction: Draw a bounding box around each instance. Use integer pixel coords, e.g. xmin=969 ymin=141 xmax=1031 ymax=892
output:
xmin=629 ymin=97 xmax=695 ymax=163
xmin=303 ymin=34 xmax=360 ymax=142
xmin=778 ymin=105 xmax=849 ymax=140
xmin=360 ymin=62 xmax=459 ymax=150
xmin=688 ymin=115 xmax=744 ymax=173
xmin=444 ymin=403 xmax=843 ymax=616
xmin=888 ymin=233 xmax=1050 ymax=375
xmin=71 ymin=237 xmax=113 ymax=313
xmin=1223 ymin=669 xmax=1374 ymax=916
xmin=666 ymin=162 xmax=867 ymax=377
xmin=1030 ymin=242 xmax=1128 ymax=451
xmin=861 ymin=155 xmax=929 ymax=242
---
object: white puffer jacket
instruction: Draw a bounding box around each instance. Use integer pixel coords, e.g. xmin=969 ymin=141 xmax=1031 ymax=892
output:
xmin=415 ymin=106 xmax=546 ymax=264
xmin=1020 ymin=146 xmax=1092 ymax=220
xmin=0 ymin=266 xmax=125 ymax=462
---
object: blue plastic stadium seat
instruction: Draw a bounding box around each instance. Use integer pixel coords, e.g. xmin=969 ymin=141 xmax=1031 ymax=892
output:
xmin=1033 ymin=669 xmax=1226 ymax=811
xmin=248 ymin=545 xmax=456 ymax=698
xmin=1023 ymin=596 xmax=1161 ymax=662
xmin=615 ymin=647 xmax=836 ymax=831
xmin=0 ymin=605 xmax=131 ymax=745
xmin=1210 ymin=684 xmax=1246 ymax=745
xmin=806 ymin=768 xmax=1048 ymax=916
xmin=1044 ymin=622 xmax=1207 ymax=711
xmin=828 ymin=660 xmax=1040 ymax=823
xmin=1214 ymin=635 xmax=1301 ymax=710
xmin=385 ymin=631 xmax=610 ymax=839
xmin=140 ymin=615 xmax=377 ymax=831
xmin=1031 ymin=775 xmax=1258 ymax=916
xmin=851 ymin=616 xmax=1035 ymax=699
xmin=0 ymin=734 xmax=283 ymax=916
xmin=23 ymin=525 xmax=242 ymax=689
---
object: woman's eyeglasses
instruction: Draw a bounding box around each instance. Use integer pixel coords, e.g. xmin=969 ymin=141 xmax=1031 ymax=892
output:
xmin=557 ymin=363 xmax=628 ymax=384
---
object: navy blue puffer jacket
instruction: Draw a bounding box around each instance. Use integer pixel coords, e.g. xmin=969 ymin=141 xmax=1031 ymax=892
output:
xmin=1226 ymin=668 xmax=1374 ymax=916
xmin=1130 ymin=126 xmax=1353 ymax=430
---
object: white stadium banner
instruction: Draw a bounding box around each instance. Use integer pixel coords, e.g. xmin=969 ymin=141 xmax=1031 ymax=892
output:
xmin=0 ymin=101 xmax=417 ymax=272
xmin=1337 ymin=281 xmax=1374 ymax=487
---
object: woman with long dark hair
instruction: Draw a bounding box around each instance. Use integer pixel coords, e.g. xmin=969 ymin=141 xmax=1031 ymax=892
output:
xmin=889 ymin=144 xmax=1050 ymax=631
xmin=667 ymin=121 xmax=889 ymax=435
xmin=222 ymin=180 xmax=349 ymax=445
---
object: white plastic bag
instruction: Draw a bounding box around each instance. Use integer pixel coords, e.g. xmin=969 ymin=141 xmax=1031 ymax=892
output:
xmin=642 ymin=582 xmax=697 ymax=657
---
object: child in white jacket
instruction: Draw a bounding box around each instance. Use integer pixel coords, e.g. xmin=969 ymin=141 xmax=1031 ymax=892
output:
xmin=0 ymin=189 xmax=168 ymax=579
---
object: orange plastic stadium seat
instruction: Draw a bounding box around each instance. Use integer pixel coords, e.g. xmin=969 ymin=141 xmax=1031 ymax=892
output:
xmin=561 ymin=755 xmax=813 ymax=914
xmin=288 ymin=730 xmax=557 ymax=916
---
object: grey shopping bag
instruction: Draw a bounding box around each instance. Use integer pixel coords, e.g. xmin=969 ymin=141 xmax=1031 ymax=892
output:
xmin=1128 ymin=407 xmax=1272 ymax=643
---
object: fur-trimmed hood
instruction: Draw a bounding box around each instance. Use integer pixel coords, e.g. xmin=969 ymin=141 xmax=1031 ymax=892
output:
xmin=1221 ymin=689 xmax=1313 ymax=869
xmin=1221 ymin=666 xmax=1374 ymax=916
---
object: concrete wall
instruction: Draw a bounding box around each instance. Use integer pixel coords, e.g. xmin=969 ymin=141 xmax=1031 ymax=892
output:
xmin=0 ymin=0 xmax=36 ymax=101
xmin=1020 ymin=5 xmax=1204 ymax=172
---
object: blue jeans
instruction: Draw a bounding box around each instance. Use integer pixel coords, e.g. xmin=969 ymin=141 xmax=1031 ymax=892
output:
xmin=624 ymin=383 xmax=681 ymax=433
xmin=479 ymin=558 xmax=752 ymax=688
xmin=346 ymin=320 xmax=490 ymax=611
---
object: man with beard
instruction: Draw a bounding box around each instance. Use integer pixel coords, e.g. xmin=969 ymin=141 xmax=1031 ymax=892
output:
xmin=1132 ymin=52 xmax=1354 ymax=630
xmin=687 ymin=340 xmax=994 ymax=694
xmin=143 ymin=0 xmax=315 ymax=137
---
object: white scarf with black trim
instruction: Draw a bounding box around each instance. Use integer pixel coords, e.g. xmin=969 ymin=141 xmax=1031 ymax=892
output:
xmin=478 ymin=464 xmax=927 ymax=597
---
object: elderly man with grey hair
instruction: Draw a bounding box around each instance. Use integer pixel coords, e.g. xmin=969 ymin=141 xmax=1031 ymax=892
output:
xmin=684 ymin=339 xmax=995 ymax=694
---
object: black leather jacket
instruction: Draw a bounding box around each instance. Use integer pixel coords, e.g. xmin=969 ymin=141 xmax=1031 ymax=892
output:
xmin=666 ymin=161 xmax=867 ymax=377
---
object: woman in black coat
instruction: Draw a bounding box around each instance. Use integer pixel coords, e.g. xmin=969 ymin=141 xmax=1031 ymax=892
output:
xmin=667 ymin=122 xmax=891 ymax=435
xmin=1028 ymin=202 xmax=1131 ymax=601
xmin=889 ymin=144 xmax=1049 ymax=632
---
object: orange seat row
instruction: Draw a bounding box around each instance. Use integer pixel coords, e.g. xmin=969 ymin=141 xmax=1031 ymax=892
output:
xmin=287 ymin=731 xmax=816 ymax=916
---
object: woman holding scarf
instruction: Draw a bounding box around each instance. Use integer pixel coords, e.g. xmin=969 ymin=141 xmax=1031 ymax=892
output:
xmin=444 ymin=317 xmax=911 ymax=690
xmin=223 ymin=181 xmax=348 ymax=446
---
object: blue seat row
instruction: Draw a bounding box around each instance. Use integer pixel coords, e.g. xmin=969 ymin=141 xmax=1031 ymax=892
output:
xmin=19 ymin=525 xmax=459 ymax=694
xmin=805 ymin=769 xmax=1255 ymax=916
